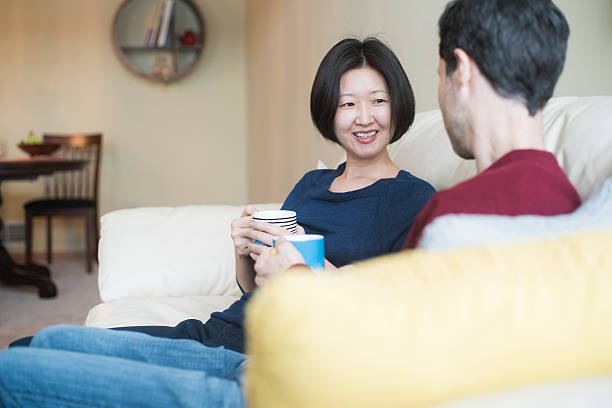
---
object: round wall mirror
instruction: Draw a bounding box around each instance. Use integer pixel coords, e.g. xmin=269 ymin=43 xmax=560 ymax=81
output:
xmin=112 ymin=0 xmax=205 ymax=83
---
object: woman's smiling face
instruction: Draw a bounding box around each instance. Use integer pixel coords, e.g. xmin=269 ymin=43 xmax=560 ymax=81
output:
xmin=333 ymin=66 xmax=392 ymax=161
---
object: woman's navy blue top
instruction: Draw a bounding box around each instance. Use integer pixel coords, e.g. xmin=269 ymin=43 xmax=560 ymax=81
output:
xmin=209 ymin=163 xmax=435 ymax=334
xmin=281 ymin=162 xmax=435 ymax=266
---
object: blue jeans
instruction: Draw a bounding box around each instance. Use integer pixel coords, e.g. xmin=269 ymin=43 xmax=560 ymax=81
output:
xmin=0 ymin=325 xmax=247 ymax=407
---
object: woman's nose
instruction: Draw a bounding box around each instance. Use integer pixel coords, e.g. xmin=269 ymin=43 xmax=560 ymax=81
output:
xmin=355 ymin=104 xmax=374 ymax=125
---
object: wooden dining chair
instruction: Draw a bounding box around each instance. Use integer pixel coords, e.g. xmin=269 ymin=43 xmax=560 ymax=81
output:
xmin=24 ymin=133 xmax=102 ymax=273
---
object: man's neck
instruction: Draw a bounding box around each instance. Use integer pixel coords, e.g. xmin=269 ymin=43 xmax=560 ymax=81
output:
xmin=471 ymin=100 xmax=545 ymax=173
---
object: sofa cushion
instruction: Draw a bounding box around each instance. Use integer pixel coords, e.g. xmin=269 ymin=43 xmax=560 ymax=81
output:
xmin=98 ymin=203 xmax=280 ymax=302
xmin=246 ymin=230 xmax=612 ymax=408
xmin=541 ymin=96 xmax=612 ymax=199
xmin=419 ymin=178 xmax=612 ymax=250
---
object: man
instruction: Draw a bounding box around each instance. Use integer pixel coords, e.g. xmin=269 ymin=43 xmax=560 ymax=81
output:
xmin=256 ymin=0 xmax=580 ymax=280
xmin=400 ymin=0 xmax=580 ymax=249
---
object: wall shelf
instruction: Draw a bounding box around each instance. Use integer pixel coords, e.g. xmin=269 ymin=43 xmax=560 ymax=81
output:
xmin=112 ymin=0 xmax=205 ymax=83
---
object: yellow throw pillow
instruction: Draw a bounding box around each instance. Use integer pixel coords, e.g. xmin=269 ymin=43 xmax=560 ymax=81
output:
xmin=245 ymin=230 xmax=612 ymax=408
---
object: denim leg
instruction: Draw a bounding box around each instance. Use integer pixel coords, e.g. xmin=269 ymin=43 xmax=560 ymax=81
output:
xmin=30 ymin=325 xmax=246 ymax=377
xmin=0 ymin=347 xmax=244 ymax=408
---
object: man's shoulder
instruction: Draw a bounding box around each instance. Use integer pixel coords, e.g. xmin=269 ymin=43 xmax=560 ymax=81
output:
xmin=403 ymin=149 xmax=579 ymax=250
xmin=432 ymin=148 xmax=579 ymax=214
xmin=487 ymin=149 xmax=560 ymax=175
xmin=452 ymin=149 xmax=562 ymax=190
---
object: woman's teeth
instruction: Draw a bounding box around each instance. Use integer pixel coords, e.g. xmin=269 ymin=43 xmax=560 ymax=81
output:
xmin=354 ymin=131 xmax=378 ymax=138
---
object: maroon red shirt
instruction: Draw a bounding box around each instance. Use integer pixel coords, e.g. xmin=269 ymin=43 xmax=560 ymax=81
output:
xmin=402 ymin=149 xmax=581 ymax=250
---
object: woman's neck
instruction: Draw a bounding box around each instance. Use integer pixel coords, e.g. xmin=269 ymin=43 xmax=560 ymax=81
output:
xmin=330 ymin=152 xmax=400 ymax=193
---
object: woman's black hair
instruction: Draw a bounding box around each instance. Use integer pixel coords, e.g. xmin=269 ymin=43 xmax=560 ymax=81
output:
xmin=310 ymin=37 xmax=416 ymax=145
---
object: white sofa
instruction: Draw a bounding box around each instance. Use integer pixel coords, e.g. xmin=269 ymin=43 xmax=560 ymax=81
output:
xmin=85 ymin=95 xmax=612 ymax=329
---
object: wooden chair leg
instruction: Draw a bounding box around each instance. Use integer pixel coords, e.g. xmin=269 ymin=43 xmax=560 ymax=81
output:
xmin=85 ymin=214 xmax=92 ymax=273
xmin=46 ymin=216 xmax=52 ymax=264
xmin=25 ymin=211 xmax=33 ymax=264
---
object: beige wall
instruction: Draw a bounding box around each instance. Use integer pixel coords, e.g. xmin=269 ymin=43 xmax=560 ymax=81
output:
xmin=246 ymin=0 xmax=612 ymax=204
xmin=0 ymin=0 xmax=247 ymax=252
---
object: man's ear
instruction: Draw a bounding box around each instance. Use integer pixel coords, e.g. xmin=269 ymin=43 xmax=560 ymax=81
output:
xmin=452 ymin=48 xmax=473 ymax=87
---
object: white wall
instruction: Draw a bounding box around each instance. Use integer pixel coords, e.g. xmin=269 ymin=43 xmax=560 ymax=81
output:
xmin=554 ymin=0 xmax=612 ymax=98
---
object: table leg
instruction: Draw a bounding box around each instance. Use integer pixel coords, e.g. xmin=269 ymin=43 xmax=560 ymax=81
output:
xmin=0 ymin=181 xmax=57 ymax=298
xmin=0 ymin=232 xmax=57 ymax=299
xmin=0 ymin=179 xmax=58 ymax=298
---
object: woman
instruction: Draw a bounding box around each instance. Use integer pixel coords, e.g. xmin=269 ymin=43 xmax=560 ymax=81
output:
xmin=219 ymin=36 xmax=435 ymax=345
xmin=0 ymin=37 xmax=434 ymax=407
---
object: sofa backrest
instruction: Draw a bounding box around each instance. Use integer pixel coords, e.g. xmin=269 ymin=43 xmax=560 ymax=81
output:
xmin=389 ymin=96 xmax=612 ymax=200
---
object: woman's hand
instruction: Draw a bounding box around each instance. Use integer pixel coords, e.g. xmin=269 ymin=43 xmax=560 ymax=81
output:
xmin=324 ymin=259 xmax=337 ymax=271
xmin=230 ymin=205 xmax=258 ymax=257
xmin=231 ymin=207 xmax=293 ymax=257
xmin=232 ymin=207 xmax=303 ymax=291
xmin=253 ymin=238 xmax=306 ymax=287
xmin=246 ymin=221 xmax=298 ymax=261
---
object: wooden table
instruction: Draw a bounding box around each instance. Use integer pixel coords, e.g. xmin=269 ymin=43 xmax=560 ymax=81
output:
xmin=0 ymin=157 xmax=87 ymax=298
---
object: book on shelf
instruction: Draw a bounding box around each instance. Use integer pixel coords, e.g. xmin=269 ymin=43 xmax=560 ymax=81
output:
xmin=145 ymin=0 xmax=166 ymax=47
xmin=157 ymin=0 xmax=176 ymax=48
xmin=144 ymin=29 xmax=153 ymax=46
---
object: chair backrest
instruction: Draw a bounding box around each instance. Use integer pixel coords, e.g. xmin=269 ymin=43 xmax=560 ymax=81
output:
xmin=43 ymin=133 xmax=102 ymax=202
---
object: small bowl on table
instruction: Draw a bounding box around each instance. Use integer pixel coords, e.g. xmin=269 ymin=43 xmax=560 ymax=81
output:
xmin=18 ymin=143 xmax=61 ymax=157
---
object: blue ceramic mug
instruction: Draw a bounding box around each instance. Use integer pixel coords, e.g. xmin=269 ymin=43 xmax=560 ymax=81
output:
xmin=275 ymin=234 xmax=325 ymax=272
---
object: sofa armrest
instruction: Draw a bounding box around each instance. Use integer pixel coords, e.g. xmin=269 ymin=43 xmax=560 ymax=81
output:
xmin=98 ymin=203 xmax=280 ymax=302
xmin=246 ymin=229 xmax=612 ymax=407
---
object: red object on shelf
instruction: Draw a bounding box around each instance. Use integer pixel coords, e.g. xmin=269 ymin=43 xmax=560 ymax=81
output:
xmin=179 ymin=30 xmax=198 ymax=46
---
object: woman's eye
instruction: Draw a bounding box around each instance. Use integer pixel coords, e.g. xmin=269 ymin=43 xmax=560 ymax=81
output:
xmin=340 ymin=102 xmax=354 ymax=107
xmin=373 ymin=98 xmax=386 ymax=104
